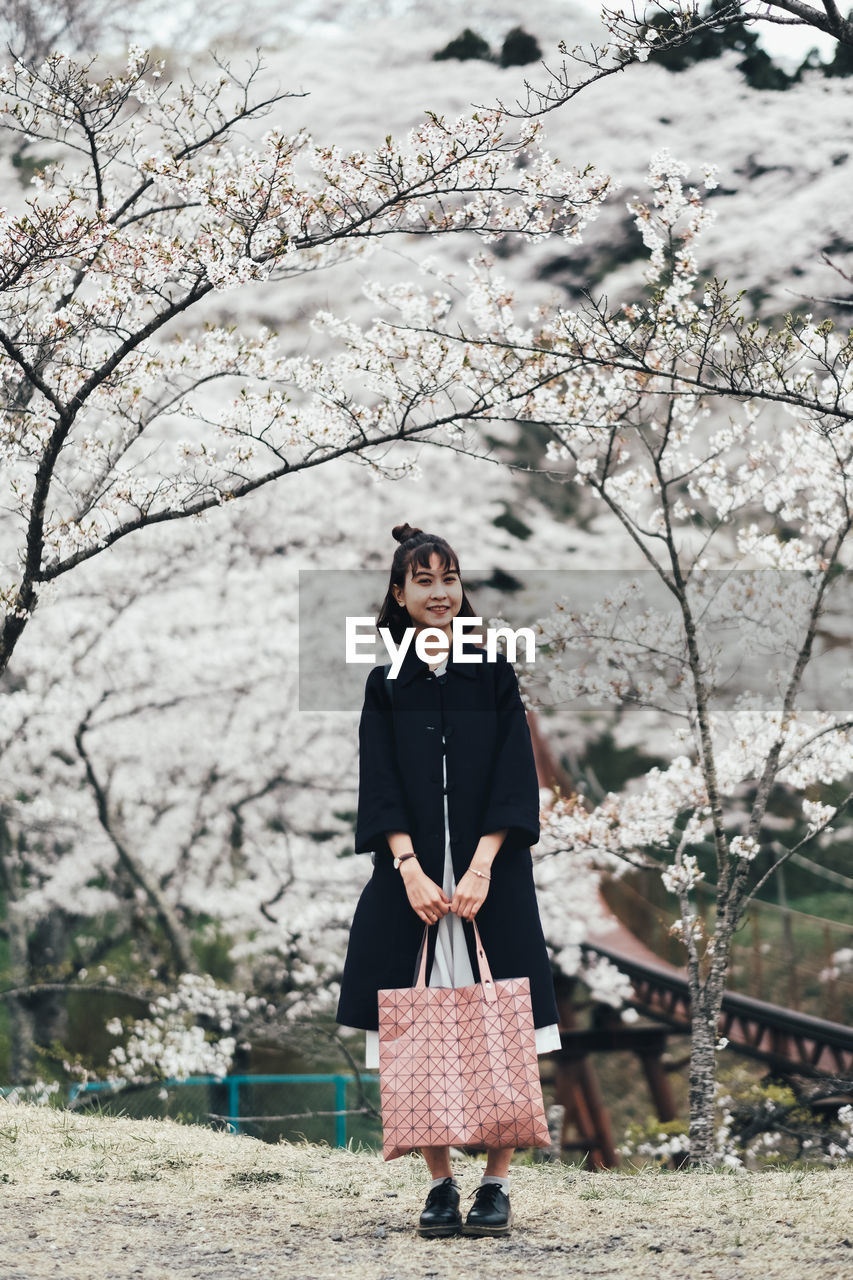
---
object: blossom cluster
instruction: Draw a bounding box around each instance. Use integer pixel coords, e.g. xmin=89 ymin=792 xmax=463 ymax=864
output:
xmin=619 ymin=1078 xmax=853 ymax=1168
xmin=104 ymin=974 xmax=273 ymax=1085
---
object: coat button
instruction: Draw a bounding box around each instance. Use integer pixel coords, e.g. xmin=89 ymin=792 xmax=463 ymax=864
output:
xmin=444 ymin=724 xmax=455 ymax=738
xmin=426 ymin=724 xmax=436 ymax=731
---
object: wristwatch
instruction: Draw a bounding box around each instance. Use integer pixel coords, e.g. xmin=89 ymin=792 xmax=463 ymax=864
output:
xmin=393 ymin=852 xmax=418 ymax=870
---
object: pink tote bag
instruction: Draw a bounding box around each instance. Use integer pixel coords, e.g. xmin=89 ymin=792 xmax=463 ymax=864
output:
xmin=377 ymin=918 xmax=552 ymax=1160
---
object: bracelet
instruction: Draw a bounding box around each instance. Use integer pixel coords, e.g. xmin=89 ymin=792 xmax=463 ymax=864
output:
xmin=471 ymin=868 xmax=491 ymax=881
xmin=394 ymin=852 xmax=418 ymax=870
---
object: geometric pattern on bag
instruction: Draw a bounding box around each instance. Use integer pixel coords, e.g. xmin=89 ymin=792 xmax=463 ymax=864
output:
xmin=377 ymin=919 xmax=553 ymax=1160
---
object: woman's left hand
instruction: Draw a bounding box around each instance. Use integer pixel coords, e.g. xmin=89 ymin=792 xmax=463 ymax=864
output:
xmin=450 ymin=868 xmax=490 ymax=921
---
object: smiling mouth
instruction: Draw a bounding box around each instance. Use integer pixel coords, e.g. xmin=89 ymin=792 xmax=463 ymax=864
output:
xmin=428 ymin=606 xmax=449 ymax=613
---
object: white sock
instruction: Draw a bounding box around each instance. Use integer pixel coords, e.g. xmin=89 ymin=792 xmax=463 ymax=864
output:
xmin=430 ymin=1175 xmax=458 ymax=1190
xmin=481 ymin=1174 xmax=510 ymax=1194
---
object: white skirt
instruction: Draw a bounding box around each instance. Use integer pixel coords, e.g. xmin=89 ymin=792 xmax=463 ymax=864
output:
xmin=363 ymin=663 xmax=561 ymax=1069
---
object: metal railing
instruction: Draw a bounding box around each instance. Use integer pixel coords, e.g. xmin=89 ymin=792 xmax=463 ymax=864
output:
xmin=67 ymin=1073 xmax=381 ymax=1147
xmin=583 ymin=938 xmax=853 ymax=1077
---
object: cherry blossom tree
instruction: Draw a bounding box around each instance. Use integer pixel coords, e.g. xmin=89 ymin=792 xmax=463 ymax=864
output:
xmin=0 ymin=42 xmax=611 ymax=680
xmin=284 ymin=148 xmax=853 ymax=1163
xmin=1 ymin=0 xmax=235 ymax=66
xmin=0 ymin=478 xmax=371 ymax=1077
xmin=500 ymin=0 xmax=853 ymax=120
xmin=3 ymin=0 xmax=143 ymax=65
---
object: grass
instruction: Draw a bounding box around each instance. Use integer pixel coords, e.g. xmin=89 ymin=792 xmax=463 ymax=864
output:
xmin=2 ymin=1101 xmax=853 ymax=1280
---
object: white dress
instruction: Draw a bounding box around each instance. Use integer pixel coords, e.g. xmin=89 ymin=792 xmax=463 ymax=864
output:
xmin=363 ymin=656 xmax=561 ymax=1069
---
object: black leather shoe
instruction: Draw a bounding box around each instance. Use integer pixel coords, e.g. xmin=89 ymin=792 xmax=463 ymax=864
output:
xmin=461 ymin=1182 xmax=512 ymax=1236
xmin=417 ymin=1176 xmax=462 ymax=1238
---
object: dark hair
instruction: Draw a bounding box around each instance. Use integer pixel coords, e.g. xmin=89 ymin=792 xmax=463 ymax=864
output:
xmin=375 ymin=523 xmax=478 ymax=643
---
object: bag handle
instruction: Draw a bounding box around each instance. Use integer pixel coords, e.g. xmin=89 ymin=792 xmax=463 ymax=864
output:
xmin=415 ymin=917 xmax=497 ymax=1002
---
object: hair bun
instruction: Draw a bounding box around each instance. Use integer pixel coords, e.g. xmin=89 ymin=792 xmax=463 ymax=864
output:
xmin=392 ymin=523 xmax=423 ymax=544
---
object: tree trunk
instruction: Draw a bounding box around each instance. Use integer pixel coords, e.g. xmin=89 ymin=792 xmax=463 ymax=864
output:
xmin=28 ymin=913 xmax=71 ymax=1051
xmin=0 ymin=581 xmax=36 ymax=678
xmin=0 ymin=822 xmax=36 ymax=1083
xmin=6 ymin=911 xmax=36 ymax=1082
xmin=687 ymin=982 xmax=724 ymax=1165
xmin=74 ymin=725 xmax=195 ymax=977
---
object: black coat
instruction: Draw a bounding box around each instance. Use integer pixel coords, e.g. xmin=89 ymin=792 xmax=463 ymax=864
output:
xmin=335 ymin=640 xmax=559 ymax=1032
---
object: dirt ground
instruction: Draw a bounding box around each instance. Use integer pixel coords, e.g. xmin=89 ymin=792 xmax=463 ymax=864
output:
xmin=2 ymin=1101 xmax=853 ymax=1280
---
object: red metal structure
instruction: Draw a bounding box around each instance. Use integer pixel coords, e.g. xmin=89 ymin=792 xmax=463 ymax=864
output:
xmin=587 ymin=937 xmax=853 ymax=1078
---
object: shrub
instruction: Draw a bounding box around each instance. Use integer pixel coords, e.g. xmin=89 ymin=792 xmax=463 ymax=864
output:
xmin=433 ymin=28 xmax=492 ymax=62
xmin=620 ymin=1066 xmax=853 ymax=1169
xmin=500 ymin=27 xmax=543 ymax=67
xmin=644 ymin=0 xmax=793 ymax=90
xmin=803 ymin=12 xmax=853 ymax=79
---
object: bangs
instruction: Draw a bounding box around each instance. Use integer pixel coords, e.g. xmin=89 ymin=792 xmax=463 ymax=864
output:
xmin=409 ymin=544 xmax=459 ymax=576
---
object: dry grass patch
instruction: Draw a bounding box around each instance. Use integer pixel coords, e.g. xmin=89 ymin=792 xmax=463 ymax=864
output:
xmin=1 ymin=1099 xmax=853 ymax=1280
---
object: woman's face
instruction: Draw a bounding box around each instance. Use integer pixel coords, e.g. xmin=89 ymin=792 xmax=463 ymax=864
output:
xmin=393 ymin=551 xmax=463 ymax=636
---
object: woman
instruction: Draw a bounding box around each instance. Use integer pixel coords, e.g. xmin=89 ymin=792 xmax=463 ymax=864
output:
xmin=336 ymin=523 xmax=560 ymax=1239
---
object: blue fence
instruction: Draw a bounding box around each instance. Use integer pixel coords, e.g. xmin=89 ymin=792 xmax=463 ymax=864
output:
xmin=67 ymin=1073 xmax=382 ymax=1147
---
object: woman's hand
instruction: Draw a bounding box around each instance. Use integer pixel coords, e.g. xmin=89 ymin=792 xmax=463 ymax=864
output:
xmin=400 ymin=862 xmax=451 ymax=925
xmin=450 ymin=869 xmax=490 ymax=921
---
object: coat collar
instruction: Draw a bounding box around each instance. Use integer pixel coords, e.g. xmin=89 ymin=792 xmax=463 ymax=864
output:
xmin=393 ymin=636 xmax=484 ymax=686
